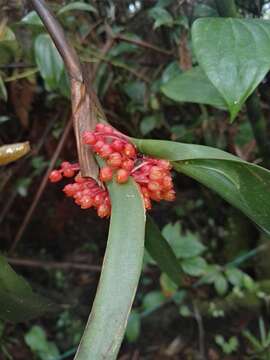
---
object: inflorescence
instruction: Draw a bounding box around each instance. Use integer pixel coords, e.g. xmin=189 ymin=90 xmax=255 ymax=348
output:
xmin=49 ymin=123 xmax=175 ymax=218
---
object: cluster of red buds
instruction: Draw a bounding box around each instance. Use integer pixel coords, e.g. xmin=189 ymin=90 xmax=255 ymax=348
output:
xmin=49 ymin=123 xmax=175 ymax=218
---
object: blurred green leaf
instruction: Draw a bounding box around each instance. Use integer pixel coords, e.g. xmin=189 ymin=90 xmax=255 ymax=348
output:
xmin=181 ymin=256 xmax=207 ymax=276
xmin=21 ymin=11 xmax=44 ymax=27
xmin=15 ymin=177 xmax=31 ymax=197
xmin=123 ymin=81 xmax=145 ymax=104
xmin=161 ymin=61 xmax=181 ymax=85
xmin=149 ymin=7 xmax=173 ymax=29
xmin=25 ymin=326 xmax=59 ymax=360
xmin=160 ymin=273 xmax=178 ymax=296
xmin=0 ymin=26 xmax=18 ymax=65
xmin=242 ymin=274 xmax=256 ymax=291
xmin=161 ymin=66 xmax=227 ymax=109
xmin=0 ymin=256 xmax=50 ymax=322
xmin=225 ymin=267 xmax=243 ymax=287
xmin=125 ymin=311 xmax=141 ymax=343
xmin=34 ymin=34 xmax=64 ymax=91
xmin=140 ymin=115 xmax=160 ymax=135
xmin=214 ymin=273 xmax=228 ymax=296
xmin=142 ymin=291 xmax=166 ymax=311
xmin=193 ymin=4 xmax=218 ymax=18
xmin=192 ymin=18 xmax=270 ymax=120
xmin=179 ymin=305 xmax=191 ymax=317
xmin=162 ymin=222 xmax=205 ymax=259
xmin=0 ymin=116 xmax=10 ymax=124
xmin=57 ymin=2 xmax=97 ymax=15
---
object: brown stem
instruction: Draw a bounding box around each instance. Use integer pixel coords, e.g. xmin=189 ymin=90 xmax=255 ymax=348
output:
xmin=7 ymin=257 xmax=101 ymax=272
xmin=31 ymin=0 xmax=105 ymax=178
xmin=31 ymin=0 xmax=83 ymax=82
xmin=114 ymin=33 xmax=172 ymax=56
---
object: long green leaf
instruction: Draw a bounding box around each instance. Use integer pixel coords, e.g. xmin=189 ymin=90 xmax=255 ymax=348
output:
xmin=0 ymin=256 xmax=51 ymax=322
xmin=133 ymin=138 xmax=270 ymax=234
xmin=74 ymin=178 xmax=145 ymax=360
xmin=192 ymin=18 xmax=270 ymax=120
xmin=161 ymin=66 xmax=227 ymax=109
xmin=57 ymin=2 xmax=97 ymax=15
xmin=133 ymin=139 xmax=240 ymax=161
xmin=145 ymin=215 xmax=184 ymax=286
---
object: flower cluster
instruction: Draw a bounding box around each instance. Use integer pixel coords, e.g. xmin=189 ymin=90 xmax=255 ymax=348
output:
xmin=49 ymin=162 xmax=110 ymax=218
xmin=49 ymin=123 xmax=175 ymax=217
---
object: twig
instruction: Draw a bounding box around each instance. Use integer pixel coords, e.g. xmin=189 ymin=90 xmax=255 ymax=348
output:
xmin=9 ymin=117 xmax=73 ymax=254
xmin=193 ymin=301 xmax=206 ymax=360
xmin=0 ymin=63 xmax=35 ymax=69
xmin=114 ymin=33 xmax=172 ymax=56
xmin=4 ymin=68 xmax=39 ymax=82
xmin=7 ymin=257 xmax=101 ymax=272
xmin=92 ymin=37 xmax=115 ymax=79
xmin=80 ymin=50 xmax=150 ymax=83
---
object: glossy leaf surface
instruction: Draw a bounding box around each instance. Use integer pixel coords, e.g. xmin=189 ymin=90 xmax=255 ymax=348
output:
xmin=0 ymin=256 xmax=51 ymax=322
xmin=0 ymin=142 xmax=30 ymax=166
xmin=161 ymin=67 xmax=227 ymax=109
xmin=192 ymin=18 xmax=270 ymax=120
xmin=134 ymin=138 xmax=270 ymax=234
xmin=75 ymin=178 xmax=145 ymax=360
xmin=34 ymin=34 xmax=64 ymax=91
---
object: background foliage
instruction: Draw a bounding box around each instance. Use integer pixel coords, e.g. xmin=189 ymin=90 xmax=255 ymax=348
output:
xmin=1 ymin=0 xmax=270 ymax=359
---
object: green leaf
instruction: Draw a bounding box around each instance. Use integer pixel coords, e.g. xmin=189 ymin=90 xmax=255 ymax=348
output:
xmin=161 ymin=61 xmax=181 ymax=85
xmin=149 ymin=7 xmax=173 ymax=29
xmin=179 ymin=305 xmax=191 ymax=317
xmin=123 ymin=81 xmax=145 ymax=104
xmin=143 ymin=291 xmax=166 ymax=311
xmin=74 ymin=178 xmax=145 ymax=360
xmin=0 ymin=26 xmax=18 ymax=65
xmin=225 ymin=267 xmax=243 ymax=287
xmin=181 ymin=256 xmax=207 ymax=276
xmin=140 ymin=115 xmax=159 ymax=135
xmin=25 ymin=326 xmax=59 ymax=360
xmin=160 ymin=273 xmax=178 ymax=296
xmin=133 ymin=138 xmax=270 ymax=234
xmin=162 ymin=222 xmax=205 ymax=259
xmin=21 ymin=11 xmax=44 ymax=27
xmin=34 ymin=34 xmax=64 ymax=91
xmin=125 ymin=311 xmax=141 ymax=343
xmin=192 ymin=18 xmax=270 ymax=120
xmin=133 ymin=139 xmax=241 ymax=162
xmin=214 ymin=273 xmax=228 ymax=296
xmin=145 ymin=216 xmax=184 ymax=286
xmin=161 ymin=67 xmax=227 ymax=109
xmin=176 ymin=160 xmax=270 ymax=235
xmin=0 ymin=256 xmax=50 ymax=322
xmin=57 ymin=2 xmax=97 ymax=15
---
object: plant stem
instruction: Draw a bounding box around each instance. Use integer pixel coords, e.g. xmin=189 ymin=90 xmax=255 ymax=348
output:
xmin=215 ymin=0 xmax=270 ymax=167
